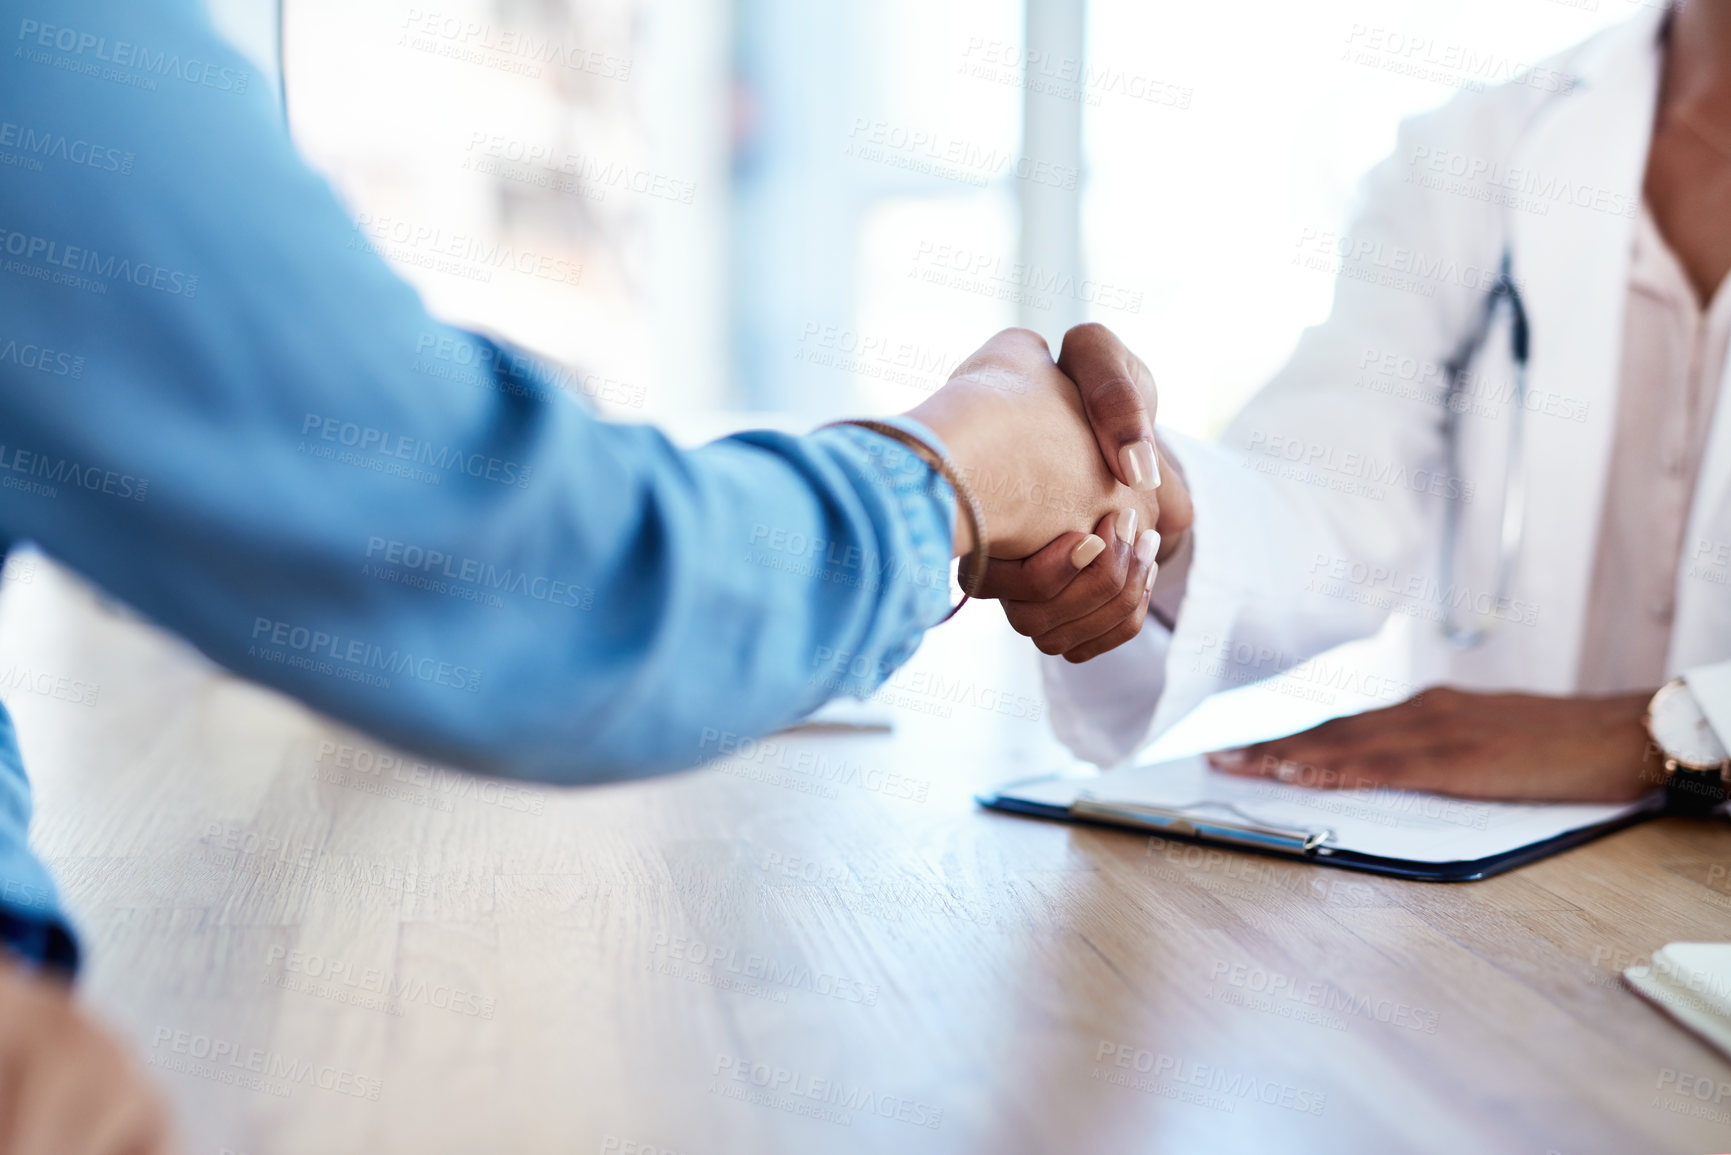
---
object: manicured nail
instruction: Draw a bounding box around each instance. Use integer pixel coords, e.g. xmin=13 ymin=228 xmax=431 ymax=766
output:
xmin=1144 ymin=558 xmax=1159 ymax=593
xmin=1135 ymin=528 xmax=1159 ymax=569
xmin=1208 ymin=749 xmax=1248 ymax=770
xmin=1070 ymin=534 xmax=1106 ymax=570
xmin=1119 ymin=440 xmax=1158 ymax=492
xmin=1115 ymin=507 xmax=1138 ymax=544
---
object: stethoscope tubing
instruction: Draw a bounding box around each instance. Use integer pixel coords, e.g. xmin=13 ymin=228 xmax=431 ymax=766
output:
xmin=1439 ymin=254 xmax=1531 ymax=649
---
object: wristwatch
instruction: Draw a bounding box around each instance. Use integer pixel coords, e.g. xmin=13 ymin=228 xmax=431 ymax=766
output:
xmin=1644 ymin=678 xmax=1731 ymax=814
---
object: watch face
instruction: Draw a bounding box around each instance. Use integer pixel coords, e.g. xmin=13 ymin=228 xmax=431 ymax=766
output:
xmin=1650 ymin=680 xmax=1731 ymax=769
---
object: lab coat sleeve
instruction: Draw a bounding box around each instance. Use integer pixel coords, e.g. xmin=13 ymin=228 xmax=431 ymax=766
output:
xmin=0 ymin=0 xmax=958 ymax=783
xmin=1042 ymin=92 xmax=1506 ymax=765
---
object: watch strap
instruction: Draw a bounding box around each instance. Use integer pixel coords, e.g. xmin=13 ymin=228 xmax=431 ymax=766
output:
xmin=1663 ymin=762 xmax=1728 ymax=815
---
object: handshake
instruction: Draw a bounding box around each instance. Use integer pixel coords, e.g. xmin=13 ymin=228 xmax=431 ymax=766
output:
xmin=904 ymin=323 xmax=1193 ymax=662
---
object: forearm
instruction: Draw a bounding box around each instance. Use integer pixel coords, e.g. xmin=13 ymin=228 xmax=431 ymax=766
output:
xmin=1040 ymin=427 xmax=1413 ymax=764
xmin=3 ymin=336 xmax=957 ymax=785
xmin=0 ymin=0 xmax=955 ymax=784
xmin=1037 ymin=92 xmax=1505 ymax=763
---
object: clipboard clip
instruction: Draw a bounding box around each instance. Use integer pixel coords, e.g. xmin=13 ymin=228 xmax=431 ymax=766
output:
xmin=1072 ymin=793 xmax=1337 ymax=856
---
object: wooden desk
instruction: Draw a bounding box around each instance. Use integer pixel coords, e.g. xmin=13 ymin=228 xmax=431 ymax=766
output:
xmin=5 ymin=557 xmax=1730 ymax=1155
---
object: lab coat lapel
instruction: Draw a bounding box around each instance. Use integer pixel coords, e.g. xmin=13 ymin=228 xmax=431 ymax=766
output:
xmin=1690 ymin=344 xmax=1731 ymax=522
xmin=1503 ymin=16 xmax=1660 ymax=691
xmin=1674 ymin=353 xmax=1731 ymax=669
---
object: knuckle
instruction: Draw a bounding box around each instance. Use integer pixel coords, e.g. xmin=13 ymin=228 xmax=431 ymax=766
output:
xmin=1087 ymin=545 xmax=1132 ymax=589
xmin=997 ymin=327 xmax=1050 ymax=356
xmin=1092 ymin=624 xmax=1138 ymax=658
xmin=1059 ymin=322 xmax=1114 ymax=363
xmin=1035 ymin=567 xmax=1074 ymax=601
xmin=1084 ymin=377 xmax=1146 ymax=422
xmin=1022 ymin=614 xmax=1060 ymax=639
xmin=968 ymin=574 xmax=1004 ymax=600
xmin=1056 ymin=574 xmax=1113 ymax=617
xmin=1002 ymin=607 xmax=1044 ymax=638
xmin=1126 ymin=595 xmax=1151 ymax=634
xmin=1066 ymin=321 xmax=1113 ymax=343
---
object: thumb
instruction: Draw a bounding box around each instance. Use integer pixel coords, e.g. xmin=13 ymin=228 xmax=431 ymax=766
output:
xmin=971 ymin=528 xmax=1103 ymax=602
xmin=1057 ymin=322 xmax=1160 ymax=492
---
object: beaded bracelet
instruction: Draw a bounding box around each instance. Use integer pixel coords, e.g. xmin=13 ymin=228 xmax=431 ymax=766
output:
xmin=823 ymin=419 xmax=989 ymax=623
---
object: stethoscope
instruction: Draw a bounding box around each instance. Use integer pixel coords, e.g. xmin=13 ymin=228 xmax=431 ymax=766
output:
xmin=1430 ymin=45 xmax=1595 ymax=651
xmin=1428 ymin=8 xmax=1668 ymax=649
xmin=1437 ymin=251 xmax=1531 ymax=649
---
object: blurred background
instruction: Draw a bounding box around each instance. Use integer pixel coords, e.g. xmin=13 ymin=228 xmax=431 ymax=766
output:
xmin=207 ymin=0 xmax=1632 ymax=438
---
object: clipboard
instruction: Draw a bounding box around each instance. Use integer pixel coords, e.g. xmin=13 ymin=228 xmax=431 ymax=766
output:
xmin=978 ymin=755 xmax=1667 ymax=882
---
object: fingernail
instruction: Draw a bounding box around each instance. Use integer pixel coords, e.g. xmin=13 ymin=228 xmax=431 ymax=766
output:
xmin=1135 ymin=529 xmax=1159 ymax=570
xmin=1115 ymin=507 xmax=1138 ymax=544
xmin=1070 ymin=534 xmax=1106 ymax=570
xmin=1208 ymin=749 xmax=1248 ymax=769
xmin=1137 ymin=531 xmax=1160 ymax=591
xmin=1119 ymin=440 xmax=1158 ymax=492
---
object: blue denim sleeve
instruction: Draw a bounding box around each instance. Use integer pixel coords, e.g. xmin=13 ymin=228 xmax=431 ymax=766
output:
xmin=0 ymin=0 xmax=957 ymax=783
xmin=0 ymin=698 xmax=77 ymax=973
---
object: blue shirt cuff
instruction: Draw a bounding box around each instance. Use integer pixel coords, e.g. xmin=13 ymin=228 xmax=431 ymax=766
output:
xmin=0 ymin=903 xmax=78 ymax=977
xmin=809 ymin=418 xmax=958 ymax=692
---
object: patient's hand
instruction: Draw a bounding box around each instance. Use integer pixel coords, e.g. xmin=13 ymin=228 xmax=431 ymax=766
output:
xmin=1206 ymin=687 xmax=1660 ymax=803
xmin=0 ymin=958 xmax=174 ymax=1155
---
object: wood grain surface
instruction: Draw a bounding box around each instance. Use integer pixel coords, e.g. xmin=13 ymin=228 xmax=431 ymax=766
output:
xmin=3 ymin=554 xmax=1729 ymax=1155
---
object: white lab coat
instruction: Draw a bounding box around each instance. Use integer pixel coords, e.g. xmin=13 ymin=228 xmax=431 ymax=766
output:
xmin=1043 ymin=8 xmax=1731 ymax=767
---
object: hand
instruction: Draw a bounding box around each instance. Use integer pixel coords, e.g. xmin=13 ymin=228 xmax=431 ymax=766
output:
xmin=973 ymin=323 xmax=1193 ymax=660
xmin=0 ymin=958 xmax=174 ymax=1155
xmin=1205 ymin=687 xmax=1662 ymax=803
xmin=971 ymin=507 xmax=1160 ymax=663
xmin=1054 ymin=323 xmax=1187 ymax=534
xmin=907 ymin=328 xmax=1153 ymax=559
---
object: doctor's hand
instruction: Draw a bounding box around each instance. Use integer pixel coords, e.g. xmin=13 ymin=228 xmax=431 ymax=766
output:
xmin=0 ymin=958 xmax=175 ymax=1155
xmin=971 ymin=323 xmax=1193 ymax=661
xmin=1205 ymin=687 xmax=1660 ymax=803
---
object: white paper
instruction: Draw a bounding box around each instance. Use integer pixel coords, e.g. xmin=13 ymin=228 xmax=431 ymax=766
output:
xmin=1625 ymin=943 xmax=1731 ymax=1062
xmin=998 ymin=755 xmax=1658 ymax=864
xmin=1648 ymin=943 xmax=1731 ymax=1020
